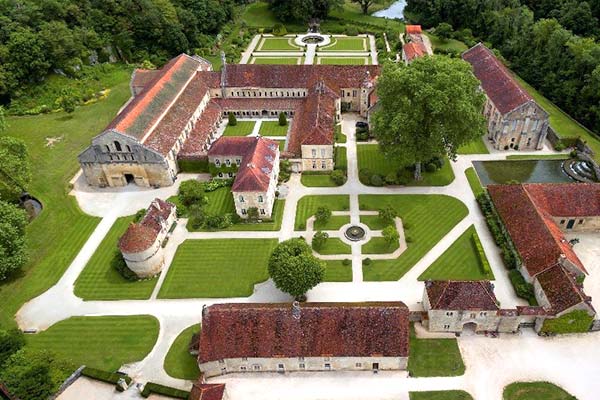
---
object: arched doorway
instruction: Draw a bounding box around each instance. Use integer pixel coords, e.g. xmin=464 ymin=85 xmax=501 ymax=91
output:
xmin=462 ymin=322 xmax=478 ymax=333
xmin=261 ymin=109 xmax=268 ymax=117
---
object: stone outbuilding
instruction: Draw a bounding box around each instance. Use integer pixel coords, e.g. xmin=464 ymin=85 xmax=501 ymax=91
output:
xmin=402 ymin=25 xmax=433 ymax=64
xmin=198 ymin=302 xmax=410 ymax=377
xmin=118 ymin=198 xmax=176 ymax=278
xmin=189 ymin=381 xmax=228 ymax=400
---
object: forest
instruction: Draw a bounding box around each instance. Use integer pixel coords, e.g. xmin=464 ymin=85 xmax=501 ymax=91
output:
xmin=405 ymin=0 xmax=600 ymax=134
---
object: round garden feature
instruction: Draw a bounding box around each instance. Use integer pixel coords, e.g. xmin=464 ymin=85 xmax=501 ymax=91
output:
xmin=302 ymin=35 xmax=325 ymax=44
xmin=344 ymin=225 xmax=366 ymax=241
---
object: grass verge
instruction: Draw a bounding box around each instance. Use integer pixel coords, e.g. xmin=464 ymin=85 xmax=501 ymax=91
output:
xmin=164 ymin=324 xmax=201 ymax=380
xmin=408 ymin=325 xmax=465 ymax=377
xmin=295 ymin=195 xmax=350 ymax=230
xmin=503 ymin=381 xmax=575 ymax=400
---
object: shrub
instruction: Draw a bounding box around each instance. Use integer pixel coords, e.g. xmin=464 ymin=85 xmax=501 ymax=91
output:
xmin=370 ymin=174 xmax=384 ymax=186
xmin=111 ymin=252 xmax=138 ymax=281
xmin=202 ymin=214 xmax=232 ymax=230
xmin=554 ymin=141 xmax=566 ymax=151
xmin=359 ymin=168 xmax=373 ymax=184
xmin=247 ymin=207 xmax=259 ymax=221
xmin=298 ymin=223 xmax=306 ymax=230
xmin=569 ymin=150 xmax=578 ymax=158
xmin=363 ymin=258 xmax=372 ymax=266
xmin=81 ymin=367 xmax=132 ymax=386
xmin=278 ymin=112 xmax=287 ymax=126
xmin=424 ymin=162 xmax=437 ymax=173
xmin=385 ymin=172 xmax=397 ymax=185
xmin=141 ymin=382 xmax=189 ymax=399
xmin=312 ymin=231 xmax=329 ymax=251
xmin=508 ymin=269 xmax=536 ymax=304
xmin=356 ymin=130 xmax=370 ymax=141
xmin=382 ymin=225 xmax=400 ymax=246
xmin=471 ymin=233 xmax=492 ymax=276
xmin=272 ymin=23 xmax=287 ymax=36
xmin=345 ymin=26 xmax=359 ymax=36
xmin=435 ymin=22 xmax=454 ymax=40
xmin=330 ymin=169 xmax=346 ymax=186
xmin=342 ymin=258 xmax=351 ymax=266
xmin=405 ymin=235 xmax=413 ymax=243
xmin=315 ymin=207 xmax=332 ymax=223
xmin=228 ymin=112 xmax=237 ymax=126
xmin=178 ymin=180 xmax=207 ymax=207
xmin=379 ymin=205 xmax=397 ymax=223
xmin=178 ymin=159 xmax=208 ymax=173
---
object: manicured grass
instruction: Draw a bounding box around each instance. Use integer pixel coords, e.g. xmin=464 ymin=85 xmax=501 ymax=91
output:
xmin=240 ymin=2 xmax=281 ymax=27
xmin=252 ymin=57 xmax=302 ymax=65
xmin=0 ymin=72 xmax=133 ymax=329
xmin=408 ymin=325 xmax=465 ymax=377
xmin=74 ymin=216 xmax=158 ymax=300
xmin=315 ymin=238 xmax=352 ymax=255
xmin=323 ymin=260 xmax=352 ymax=282
xmin=257 ymin=37 xmax=301 ymax=51
xmin=259 ymin=121 xmax=289 ymax=136
xmin=458 ymin=135 xmax=489 ymax=155
xmin=164 ymin=324 xmax=200 ymax=380
xmin=418 ymin=225 xmax=494 ymax=281
xmin=329 ymin=2 xmax=404 ymax=29
xmin=320 ymin=37 xmax=367 ymax=52
xmin=357 ymin=144 xmax=455 ymax=186
xmin=514 ymin=74 xmax=600 ymax=162
xmin=410 ymin=391 xmax=474 ymax=400
xmin=506 ymin=154 xmax=569 ymax=160
xmin=26 ymin=316 xmax=159 ymax=371
xmin=335 ymin=125 xmax=347 ymax=143
xmin=158 ymin=239 xmax=278 ymax=298
xmin=427 ymin=34 xmax=469 ymax=53
xmin=295 ymin=195 xmax=350 ymax=230
xmin=362 ymin=237 xmax=399 ymax=254
xmin=503 ymin=382 xmax=575 ymax=400
xmin=301 ymin=174 xmax=339 ymax=187
xmin=359 ymin=195 xmax=468 ymax=281
xmin=314 ymin=215 xmax=350 ymax=231
xmin=204 ymin=187 xmax=235 ymax=216
xmin=360 ymin=215 xmax=388 ymax=230
xmin=278 ymin=140 xmax=286 ymax=151
xmin=223 ymin=121 xmax=255 ymax=137
xmin=335 ymin=146 xmax=347 ymax=169
xmin=318 ymin=57 xmax=368 ymax=65
xmin=465 ymin=167 xmax=484 ymax=197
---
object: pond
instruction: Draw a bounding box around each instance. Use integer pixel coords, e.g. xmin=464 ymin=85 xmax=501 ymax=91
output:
xmin=473 ymin=160 xmax=575 ymax=186
xmin=372 ymin=0 xmax=406 ymax=19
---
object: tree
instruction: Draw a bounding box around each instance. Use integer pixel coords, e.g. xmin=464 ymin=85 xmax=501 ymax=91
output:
xmin=435 ymin=22 xmax=454 ymax=41
xmin=378 ymin=204 xmax=397 ymax=223
xmin=278 ymin=112 xmax=287 ymax=126
xmin=56 ymin=88 xmax=76 ymax=114
xmin=0 ymin=200 xmax=28 ymax=280
xmin=312 ymin=231 xmax=329 ymax=251
xmin=382 ymin=225 xmax=400 ymax=247
xmin=0 ymin=106 xmax=7 ymax=134
xmin=0 ymin=136 xmax=32 ymax=202
xmin=315 ymin=206 xmax=332 ymax=223
xmin=351 ymin=0 xmax=383 ymax=15
xmin=372 ymin=58 xmax=486 ymax=180
xmin=268 ymin=238 xmax=325 ymax=299
xmin=0 ymin=328 xmax=25 ymax=362
xmin=178 ymin=180 xmax=208 ymax=207
xmin=269 ymin=0 xmax=342 ymax=22
xmin=228 ymin=112 xmax=237 ymax=126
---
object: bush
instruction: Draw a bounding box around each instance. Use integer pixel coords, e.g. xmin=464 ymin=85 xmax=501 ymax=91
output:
xmin=342 ymin=258 xmax=351 ymax=266
xmin=178 ymin=180 xmax=207 ymax=207
xmin=471 ymin=233 xmax=492 ymax=276
xmin=363 ymin=258 xmax=372 ymax=266
xmin=356 ymin=130 xmax=370 ymax=141
xmin=141 ymin=382 xmax=189 ymax=399
xmin=330 ymin=169 xmax=346 ymax=186
xmin=385 ymin=172 xmax=397 ymax=185
xmin=312 ymin=231 xmax=329 ymax=251
xmin=424 ymin=162 xmax=437 ymax=173
xmin=315 ymin=207 xmax=332 ymax=223
xmin=382 ymin=225 xmax=400 ymax=246
xmin=247 ymin=207 xmax=259 ymax=221
xmin=178 ymin=159 xmax=209 ymax=173
xmin=508 ymin=269 xmax=536 ymax=304
xmin=111 ymin=252 xmax=139 ymax=281
xmin=345 ymin=26 xmax=359 ymax=36
xmin=228 ymin=112 xmax=237 ymax=126
xmin=202 ymin=214 xmax=232 ymax=230
xmin=379 ymin=205 xmax=397 ymax=223
xmin=405 ymin=235 xmax=413 ymax=243
xmin=554 ymin=141 xmax=566 ymax=151
xmin=370 ymin=174 xmax=384 ymax=186
xmin=359 ymin=168 xmax=373 ymax=184
xmin=81 ymin=367 xmax=132 ymax=386
xmin=272 ymin=23 xmax=287 ymax=36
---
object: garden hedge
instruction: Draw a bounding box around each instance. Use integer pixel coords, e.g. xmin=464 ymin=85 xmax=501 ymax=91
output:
xmin=141 ymin=382 xmax=190 ymax=399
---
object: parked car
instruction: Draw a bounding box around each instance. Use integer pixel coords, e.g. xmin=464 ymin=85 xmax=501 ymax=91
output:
xmin=355 ymin=121 xmax=369 ymax=130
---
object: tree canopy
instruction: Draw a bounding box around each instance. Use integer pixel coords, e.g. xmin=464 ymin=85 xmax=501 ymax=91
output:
xmin=268 ymin=238 xmax=325 ymax=299
xmin=268 ymin=0 xmax=343 ymax=22
xmin=371 ymin=56 xmax=486 ymax=179
xmin=0 ymin=136 xmax=32 ymax=202
xmin=352 ymin=0 xmax=384 ymax=15
xmin=0 ymin=200 xmax=29 ymax=281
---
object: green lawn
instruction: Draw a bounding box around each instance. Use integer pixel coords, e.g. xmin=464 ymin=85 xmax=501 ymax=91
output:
xmin=74 ymin=216 xmax=158 ymax=300
xmin=335 ymin=125 xmax=347 ymax=143
xmin=257 ymin=37 xmax=301 ymax=51
xmin=329 ymin=2 xmax=404 ymax=29
xmin=427 ymin=34 xmax=469 ymax=53
xmin=335 ymin=146 xmax=347 ymax=169
xmin=295 ymin=195 xmax=350 ymax=230
xmin=321 ymin=37 xmax=367 ymax=52
xmin=301 ymin=174 xmax=339 ymax=187
xmin=410 ymin=391 xmax=474 ymax=400
xmin=278 ymin=140 xmax=286 ymax=151
xmin=0 ymin=70 xmax=133 ymax=329
xmin=465 ymin=167 xmax=484 ymax=197
xmin=408 ymin=325 xmax=465 ymax=377
xmin=259 ymin=121 xmax=289 ymax=136
xmin=164 ymin=324 xmax=200 ymax=380
xmin=359 ymin=195 xmax=468 ymax=281
xmin=503 ymin=382 xmax=575 ymax=400
xmin=223 ymin=121 xmax=255 ymax=137
xmin=357 ymin=145 xmax=455 ymax=186
xmin=315 ymin=238 xmax=352 ymax=255
xmin=240 ymin=1 xmax=282 ymax=27
xmin=318 ymin=57 xmax=368 ymax=65
xmin=360 ymin=215 xmax=389 ymax=230
xmin=158 ymin=239 xmax=277 ymax=298
xmin=418 ymin=225 xmax=494 ymax=281
xmin=314 ymin=215 xmax=350 ymax=231
xmin=506 ymin=154 xmax=569 ymax=160
xmin=323 ymin=260 xmax=352 ymax=282
xmin=252 ymin=57 xmax=302 ymax=65
xmin=458 ymin=135 xmax=489 ymax=155
xmin=26 ymin=316 xmax=159 ymax=371
xmin=362 ymin=237 xmax=399 ymax=254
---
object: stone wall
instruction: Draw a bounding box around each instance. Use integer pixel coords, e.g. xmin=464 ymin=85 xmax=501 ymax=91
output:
xmin=301 ymin=145 xmax=334 ymax=171
xmin=485 ymin=101 xmax=549 ymax=151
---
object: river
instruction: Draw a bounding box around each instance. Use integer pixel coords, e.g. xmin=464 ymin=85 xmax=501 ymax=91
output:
xmin=372 ymin=0 xmax=406 ymax=19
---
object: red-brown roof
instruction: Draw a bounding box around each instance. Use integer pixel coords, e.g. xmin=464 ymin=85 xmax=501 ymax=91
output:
xmin=119 ymin=198 xmax=174 ymax=253
xmin=199 ymin=302 xmax=409 ymax=363
xmin=403 ymin=42 xmax=427 ymax=62
xmin=131 ymin=69 xmax=160 ymax=93
xmin=179 ymin=102 xmax=223 ymax=159
xmin=462 ymin=43 xmax=534 ymax=114
xmin=425 ymin=280 xmax=499 ymax=310
xmin=190 ymin=383 xmax=226 ymax=400
xmin=536 ymin=265 xmax=589 ymax=314
xmin=521 ymin=183 xmax=600 ymax=217
xmin=406 ymin=25 xmax=422 ymax=34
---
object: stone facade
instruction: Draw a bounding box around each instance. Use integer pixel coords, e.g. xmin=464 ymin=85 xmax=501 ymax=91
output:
xmin=553 ymin=216 xmax=600 ymax=232
xmin=301 ymin=144 xmax=335 ymax=171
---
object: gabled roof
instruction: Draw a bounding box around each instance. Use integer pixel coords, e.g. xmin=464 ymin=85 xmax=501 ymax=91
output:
xmin=406 ymin=25 xmax=422 ymax=34
xmin=403 ymin=42 xmax=427 ymax=62
xmin=425 ymin=280 xmax=500 ymax=310
xmin=190 ymin=383 xmax=226 ymax=400
xmin=536 ymin=265 xmax=589 ymax=314
xmin=119 ymin=198 xmax=174 ymax=253
xmin=462 ymin=43 xmax=534 ymax=115
xmin=199 ymin=302 xmax=409 ymax=364
xmin=521 ymin=183 xmax=600 ymax=217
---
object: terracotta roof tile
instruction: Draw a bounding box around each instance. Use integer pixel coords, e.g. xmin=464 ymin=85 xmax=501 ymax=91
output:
xmin=131 ymin=69 xmax=160 ymax=93
xmin=178 ymin=101 xmax=223 ymax=159
xmin=118 ymin=198 xmax=174 ymax=253
xmin=406 ymin=25 xmax=422 ymax=34
xmin=199 ymin=302 xmax=409 ymax=363
xmin=190 ymin=383 xmax=226 ymax=400
xmin=403 ymin=42 xmax=427 ymax=61
xmin=425 ymin=280 xmax=500 ymax=310
xmin=537 ymin=265 xmax=588 ymax=314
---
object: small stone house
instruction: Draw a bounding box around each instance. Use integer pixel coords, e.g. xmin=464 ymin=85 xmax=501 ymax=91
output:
xmin=118 ymin=198 xmax=176 ymax=278
xmin=402 ymin=25 xmax=433 ymax=64
xmin=198 ymin=302 xmax=409 ymax=377
xmin=462 ymin=43 xmax=549 ymax=151
xmin=208 ymin=136 xmax=279 ymax=219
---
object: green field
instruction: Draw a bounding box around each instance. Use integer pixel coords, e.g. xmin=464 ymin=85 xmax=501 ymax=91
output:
xmin=252 ymin=57 xmax=302 ymax=65
xmin=408 ymin=325 xmax=465 ymax=377
xmin=359 ymin=195 xmax=468 ymax=281
xmin=410 ymin=391 xmax=474 ymax=400
xmin=158 ymin=239 xmax=277 ymax=298
xmin=418 ymin=225 xmax=494 ymax=281
xmin=329 ymin=2 xmax=405 ymax=29
xmin=295 ymin=195 xmax=350 ymax=230
xmin=336 ymin=146 xmax=347 ymax=169
xmin=458 ymin=135 xmax=489 ymax=154
xmin=465 ymin=167 xmax=484 ymax=197
xmin=164 ymin=324 xmax=200 ymax=380
xmin=0 ymin=71 xmax=133 ymax=328
xmin=318 ymin=57 xmax=368 ymax=65
xmin=360 ymin=214 xmax=389 ymax=230
xmin=257 ymin=37 xmax=301 ymax=51
xmin=301 ymin=174 xmax=340 ymax=187
xmin=74 ymin=216 xmax=159 ymax=300
xmin=259 ymin=121 xmax=289 ymax=136
xmin=320 ymin=37 xmax=367 ymax=51
xmin=428 ymin=34 xmax=469 ymax=53
xmin=26 ymin=316 xmax=159 ymax=371
xmin=315 ymin=238 xmax=352 ymax=255
xmin=357 ymin=145 xmax=455 ymax=186
xmin=314 ymin=215 xmax=350 ymax=231
xmin=323 ymin=260 xmax=352 ymax=282
xmin=362 ymin=236 xmax=399 ymax=254
xmin=223 ymin=121 xmax=256 ymax=136
xmin=503 ymin=382 xmax=575 ymax=400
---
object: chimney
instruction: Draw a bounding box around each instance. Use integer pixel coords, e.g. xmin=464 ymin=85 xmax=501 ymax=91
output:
xmin=292 ymin=301 xmax=301 ymax=320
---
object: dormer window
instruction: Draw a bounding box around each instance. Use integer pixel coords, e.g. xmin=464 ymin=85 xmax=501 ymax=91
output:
xmin=215 ymin=159 xmax=221 ymax=167
xmin=114 ymin=141 xmax=122 ymax=152
xmin=226 ymin=159 xmax=231 ymax=166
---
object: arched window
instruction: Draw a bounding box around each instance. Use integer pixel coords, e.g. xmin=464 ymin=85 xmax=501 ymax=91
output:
xmin=126 ymin=145 xmax=131 ymax=152
xmin=114 ymin=141 xmax=122 ymax=152
xmin=104 ymin=145 xmax=110 ymax=153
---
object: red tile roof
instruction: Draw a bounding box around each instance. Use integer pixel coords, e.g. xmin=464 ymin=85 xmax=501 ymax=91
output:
xmin=179 ymin=102 xmax=223 ymax=159
xmin=406 ymin=25 xmax=422 ymax=34
xmin=425 ymin=280 xmax=500 ymax=310
xmin=190 ymin=383 xmax=226 ymax=400
xmin=131 ymin=69 xmax=160 ymax=93
xmin=403 ymin=42 xmax=427 ymax=62
xmin=119 ymin=198 xmax=174 ymax=253
xmin=521 ymin=183 xmax=600 ymax=217
xmin=208 ymin=136 xmax=279 ymax=192
xmin=199 ymin=302 xmax=409 ymax=363
xmin=462 ymin=43 xmax=533 ymax=114
xmin=536 ymin=265 xmax=589 ymax=314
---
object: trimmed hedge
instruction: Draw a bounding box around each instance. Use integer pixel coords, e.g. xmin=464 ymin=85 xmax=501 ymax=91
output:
xmin=141 ymin=382 xmax=190 ymax=399
xmin=178 ymin=159 xmax=208 ymax=173
xmin=471 ymin=233 xmax=492 ymax=277
xmin=540 ymin=310 xmax=594 ymax=334
xmin=81 ymin=367 xmax=131 ymax=391
xmin=508 ymin=269 xmax=536 ymax=305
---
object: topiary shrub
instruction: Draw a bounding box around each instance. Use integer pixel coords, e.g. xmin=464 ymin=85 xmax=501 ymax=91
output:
xmin=112 ymin=252 xmax=138 ymax=281
xmin=370 ymin=174 xmax=384 ymax=186
xmin=228 ymin=112 xmax=237 ymax=126
xmin=363 ymin=258 xmax=372 ymax=266
xmin=278 ymin=112 xmax=287 ymax=126
xmin=331 ymin=169 xmax=346 ymax=186
xmin=342 ymin=258 xmax=351 ymax=266
xmin=272 ymin=23 xmax=287 ymax=36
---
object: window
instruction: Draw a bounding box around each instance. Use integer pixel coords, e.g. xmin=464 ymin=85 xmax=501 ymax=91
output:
xmin=579 ymin=219 xmax=584 ymax=224
xmin=299 ymin=363 xmax=305 ymax=369
xmin=355 ymin=363 xmax=362 ymax=368
xmin=480 ymin=312 xmax=487 ymax=317
xmin=228 ymin=172 xmax=233 ymax=178
xmin=560 ymin=220 xmax=565 ymax=224
xmin=260 ymin=209 xmax=265 ymax=215
xmin=324 ymin=363 xmax=331 ymax=370
xmin=278 ymin=363 xmax=284 ymax=369
xmin=242 ymin=357 xmax=247 ymax=361
xmin=236 ymin=159 xmax=241 ymax=165
xmin=446 ymin=311 xmax=453 ymax=316
xmin=215 ymin=159 xmax=221 ymax=167
xmin=312 ymin=149 xmax=317 ymax=157
xmin=218 ymin=172 xmax=223 ymax=178
xmin=320 ymin=149 xmax=326 ymax=157
xmin=226 ymin=159 xmax=231 ymax=166
xmin=470 ymin=313 xmax=476 ymax=318
xmin=104 ymin=145 xmax=110 ymax=153
xmin=352 ymin=90 xmax=357 ymax=97
xmin=239 ymin=196 xmax=245 ymax=203
xmin=444 ymin=324 xmax=450 ymax=329
xmin=312 ymin=161 xmax=317 ymax=169
xmin=253 ymin=364 xmax=261 ymax=371
xmin=240 ymin=366 xmax=247 ymax=371
xmin=114 ymin=141 xmax=122 ymax=152
xmin=218 ymin=360 xmax=225 ymax=364
xmin=321 ymin=161 xmax=326 ymax=169
xmin=241 ymin=209 xmax=247 ymax=215
xmin=258 ymin=195 xmax=264 ymax=203
xmin=298 ymin=357 xmax=305 ymax=362
xmin=126 ymin=145 xmax=131 ymax=152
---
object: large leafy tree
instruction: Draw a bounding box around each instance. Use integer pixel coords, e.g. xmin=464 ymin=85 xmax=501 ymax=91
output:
xmin=268 ymin=238 xmax=324 ymax=300
xmin=351 ymin=0 xmax=384 ymax=15
xmin=0 ymin=328 xmax=25 ymax=362
xmin=0 ymin=200 xmax=28 ymax=280
xmin=0 ymin=136 xmax=32 ymax=201
xmin=372 ymin=56 xmax=486 ymax=180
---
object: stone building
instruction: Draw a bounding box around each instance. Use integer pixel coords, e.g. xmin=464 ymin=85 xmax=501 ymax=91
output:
xmin=198 ymin=302 xmax=409 ymax=378
xmin=79 ymin=55 xmax=379 ymax=187
xmin=462 ymin=43 xmax=549 ymax=151
xmin=189 ymin=382 xmax=228 ymax=400
xmin=208 ymin=136 xmax=279 ymax=218
xmin=118 ymin=198 xmax=176 ymax=278
xmin=402 ymin=25 xmax=433 ymax=64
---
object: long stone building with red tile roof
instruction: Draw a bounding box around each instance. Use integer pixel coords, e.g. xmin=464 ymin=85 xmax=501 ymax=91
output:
xmin=462 ymin=43 xmax=549 ymax=151
xmin=198 ymin=302 xmax=409 ymax=377
xmin=79 ymin=54 xmax=379 ymax=187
